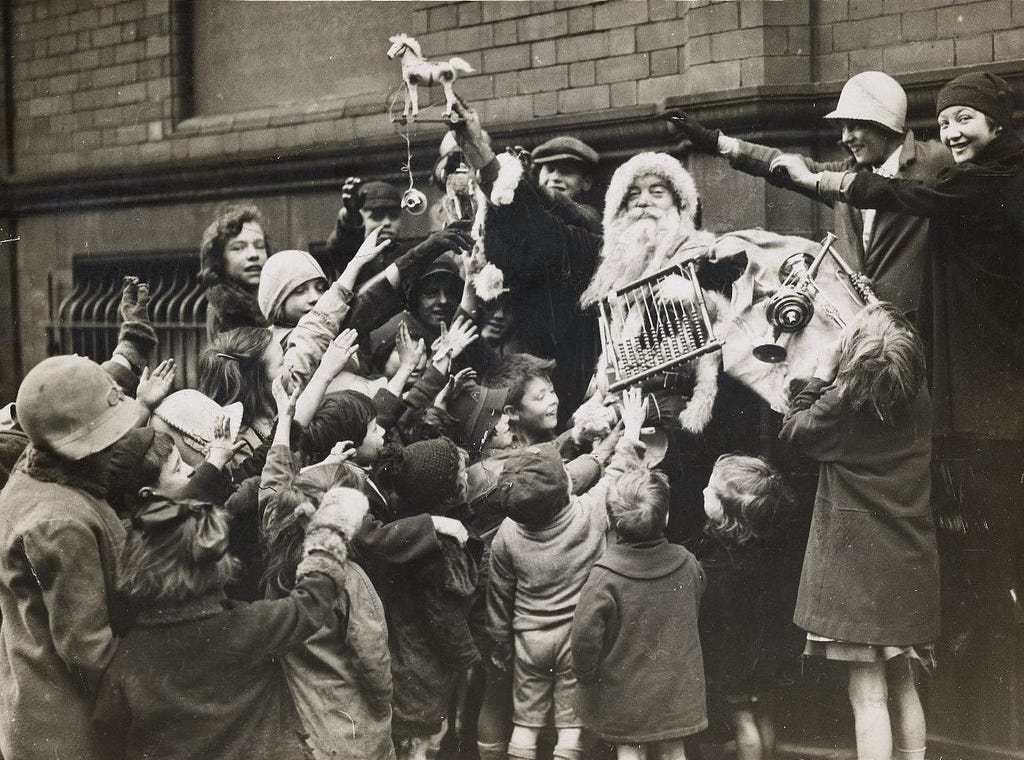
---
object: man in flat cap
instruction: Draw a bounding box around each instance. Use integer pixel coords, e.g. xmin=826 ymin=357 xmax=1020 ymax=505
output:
xmin=324 ymin=178 xmax=410 ymax=285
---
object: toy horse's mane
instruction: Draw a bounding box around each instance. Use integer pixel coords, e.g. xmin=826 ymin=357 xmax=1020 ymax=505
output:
xmin=389 ymin=33 xmax=421 ymax=57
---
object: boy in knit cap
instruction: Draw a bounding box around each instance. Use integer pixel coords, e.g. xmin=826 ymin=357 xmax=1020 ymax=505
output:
xmin=485 ymin=388 xmax=648 ymax=760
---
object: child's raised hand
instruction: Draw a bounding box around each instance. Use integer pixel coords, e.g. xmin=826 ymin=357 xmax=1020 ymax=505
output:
xmin=396 ymin=322 xmax=426 ymax=372
xmin=446 ymin=315 xmax=479 ymax=359
xmin=321 ymin=441 xmax=356 ymax=466
xmin=319 ymin=329 xmax=360 ymax=378
xmin=350 ymin=224 xmax=391 ymax=267
xmin=435 ymin=367 xmax=477 ymax=409
xmin=205 ymin=414 xmax=242 ymax=469
xmin=619 ymin=386 xmax=648 ymax=443
xmin=272 ymin=374 xmax=301 ymax=419
xmin=136 ymin=358 xmax=176 ymax=410
xmin=589 ymin=421 xmax=624 ymax=465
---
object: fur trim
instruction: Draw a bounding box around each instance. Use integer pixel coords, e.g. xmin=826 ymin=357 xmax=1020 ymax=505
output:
xmin=24 ymin=445 xmax=108 ymax=498
xmin=204 ymin=281 xmax=268 ymax=328
xmin=678 ymin=351 xmax=720 ymax=433
xmin=318 ymin=487 xmax=369 ymax=541
xmin=489 ymin=152 xmax=524 ymax=207
xmin=296 ymin=551 xmax=347 ymax=590
xmin=602 ymin=152 xmax=699 ymax=232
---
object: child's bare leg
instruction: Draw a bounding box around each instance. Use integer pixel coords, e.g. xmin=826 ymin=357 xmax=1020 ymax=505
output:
xmin=730 ymin=707 xmax=764 ymax=760
xmin=508 ymin=725 xmax=540 ymax=759
xmin=847 ymin=661 xmax=892 ymax=760
xmin=650 ymin=737 xmax=688 ymax=760
xmin=616 ymin=743 xmax=647 ymax=760
xmin=887 ymin=655 xmax=926 ymax=760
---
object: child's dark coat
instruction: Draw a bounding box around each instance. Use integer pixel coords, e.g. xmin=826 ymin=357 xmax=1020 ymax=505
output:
xmin=571 ymin=539 xmax=707 ymax=743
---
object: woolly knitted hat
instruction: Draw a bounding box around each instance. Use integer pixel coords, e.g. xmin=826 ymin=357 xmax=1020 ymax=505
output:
xmin=391 ymin=437 xmax=463 ymax=517
xmin=602 ymin=152 xmax=699 ymax=232
xmin=498 ymin=443 xmax=570 ymax=528
xmin=825 ymin=71 xmax=907 ymax=134
xmin=448 ymin=383 xmax=508 ymax=456
xmin=257 ymin=249 xmax=327 ymax=323
xmin=936 ymin=71 xmax=1014 ymax=129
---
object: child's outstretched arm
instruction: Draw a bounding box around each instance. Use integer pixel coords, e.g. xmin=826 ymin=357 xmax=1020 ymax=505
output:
xmin=281 ymin=230 xmax=389 ymax=387
xmin=259 ymin=376 xmax=303 ymax=512
xmin=779 ymin=340 xmax=846 ymax=461
xmin=101 ymin=276 xmax=158 ymax=397
xmin=293 ymin=328 xmax=360 ymax=426
xmin=134 ymin=359 xmax=176 ymax=422
xmin=179 ymin=415 xmax=242 ymax=503
xmin=223 ymin=494 xmax=353 ymax=656
xmin=575 ymin=388 xmax=648 ymax=519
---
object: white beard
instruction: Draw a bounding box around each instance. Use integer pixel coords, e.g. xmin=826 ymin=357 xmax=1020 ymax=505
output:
xmin=581 ymin=205 xmax=693 ymax=307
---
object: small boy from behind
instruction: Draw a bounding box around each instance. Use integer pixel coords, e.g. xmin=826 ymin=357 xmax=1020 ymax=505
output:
xmin=571 ymin=467 xmax=707 ymax=760
xmin=486 ymin=388 xmax=647 ymax=760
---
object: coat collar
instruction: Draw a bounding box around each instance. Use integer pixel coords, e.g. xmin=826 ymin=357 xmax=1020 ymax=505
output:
xmin=595 ymin=538 xmax=693 ymax=579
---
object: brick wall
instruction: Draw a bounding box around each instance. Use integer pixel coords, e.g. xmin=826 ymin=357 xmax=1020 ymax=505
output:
xmin=814 ymin=0 xmax=1024 ymax=82
xmin=9 ymin=0 xmax=1021 ymax=179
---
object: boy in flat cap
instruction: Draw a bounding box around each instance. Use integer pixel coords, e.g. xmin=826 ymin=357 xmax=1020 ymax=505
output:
xmin=531 ymin=136 xmax=600 ymax=207
xmin=325 ymin=178 xmax=411 ymax=285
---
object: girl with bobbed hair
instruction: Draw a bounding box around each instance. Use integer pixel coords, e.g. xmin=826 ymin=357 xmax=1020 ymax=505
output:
xmin=200 ymin=204 xmax=271 ymax=340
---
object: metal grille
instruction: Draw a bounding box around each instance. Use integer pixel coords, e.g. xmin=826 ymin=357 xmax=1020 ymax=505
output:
xmin=47 ymin=251 xmax=208 ymax=390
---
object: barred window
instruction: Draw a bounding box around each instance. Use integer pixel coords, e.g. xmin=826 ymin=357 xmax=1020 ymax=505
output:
xmin=48 ymin=252 xmax=207 ymax=390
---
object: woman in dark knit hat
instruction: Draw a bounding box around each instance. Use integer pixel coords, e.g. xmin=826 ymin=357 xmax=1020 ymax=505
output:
xmin=771 ymin=70 xmax=1024 ymax=745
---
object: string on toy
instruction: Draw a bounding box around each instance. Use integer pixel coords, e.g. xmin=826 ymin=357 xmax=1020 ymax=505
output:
xmin=387 ymin=87 xmax=427 ymax=215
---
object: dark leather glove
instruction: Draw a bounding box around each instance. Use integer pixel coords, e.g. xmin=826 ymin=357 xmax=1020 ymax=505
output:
xmin=395 ymin=227 xmax=474 ymax=282
xmin=663 ymin=110 xmax=721 ymax=155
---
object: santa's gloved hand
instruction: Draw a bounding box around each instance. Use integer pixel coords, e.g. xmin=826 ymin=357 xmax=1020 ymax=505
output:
xmin=663 ymin=110 xmax=721 ymax=155
xmin=395 ymin=227 xmax=474 ymax=282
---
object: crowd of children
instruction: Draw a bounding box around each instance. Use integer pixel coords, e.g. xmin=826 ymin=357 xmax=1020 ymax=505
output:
xmin=0 ymin=69 xmax=1017 ymax=760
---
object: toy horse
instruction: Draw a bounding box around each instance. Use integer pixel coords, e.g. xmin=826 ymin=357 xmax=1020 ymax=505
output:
xmin=387 ymin=33 xmax=474 ymax=122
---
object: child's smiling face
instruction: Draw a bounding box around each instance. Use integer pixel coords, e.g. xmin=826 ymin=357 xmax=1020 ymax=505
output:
xmin=512 ymin=377 xmax=559 ymax=435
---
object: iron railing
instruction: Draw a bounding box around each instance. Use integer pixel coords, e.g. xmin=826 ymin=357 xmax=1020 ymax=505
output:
xmin=47 ymin=251 xmax=208 ymax=390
